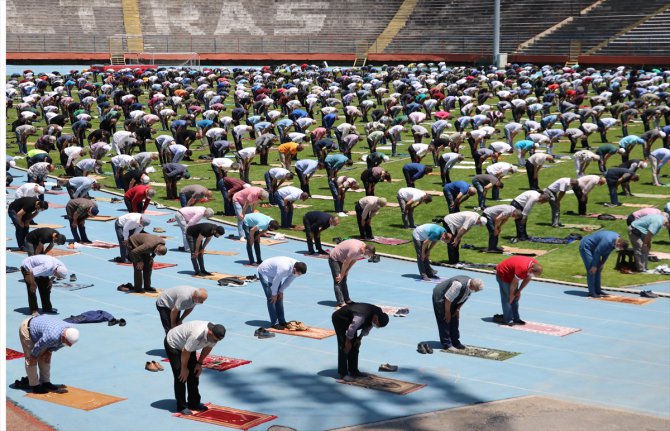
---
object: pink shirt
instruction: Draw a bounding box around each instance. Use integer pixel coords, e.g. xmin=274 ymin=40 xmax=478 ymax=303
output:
xmin=178 ymin=206 xmax=207 ymax=226
xmin=233 ymin=186 xmax=264 ymax=205
xmin=632 ymin=208 xmax=661 ymax=220
xmin=329 ymin=239 xmax=365 ymax=263
xmin=311 ymin=127 xmax=327 ymax=142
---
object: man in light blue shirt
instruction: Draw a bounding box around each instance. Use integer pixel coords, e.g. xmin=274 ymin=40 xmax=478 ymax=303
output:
xmin=412 ymin=223 xmax=448 ymax=281
xmin=19 ymin=315 xmax=79 ymax=393
xmin=63 ymin=176 xmax=100 ymax=199
xmin=295 ymin=159 xmax=319 ymax=196
xmin=257 ymin=257 xmax=307 ymax=329
xmin=629 ymin=214 xmax=670 ymax=272
xmin=243 ymin=213 xmax=279 ymax=265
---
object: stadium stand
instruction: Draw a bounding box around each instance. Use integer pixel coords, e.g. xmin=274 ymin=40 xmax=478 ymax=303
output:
xmin=519 ymin=0 xmax=670 ymax=55
xmin=597 ymin=5 xmax=670 ymax=55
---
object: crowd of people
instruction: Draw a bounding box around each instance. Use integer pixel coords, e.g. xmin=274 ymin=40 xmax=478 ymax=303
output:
xmin=6 ymin=61 xmax=670 ymax=413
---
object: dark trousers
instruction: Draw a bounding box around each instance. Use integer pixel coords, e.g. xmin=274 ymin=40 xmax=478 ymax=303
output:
xmin=328 ymin=180 xmax=344 ymax=213
xmin=438 ymin=158 xmax=451 ymax=184
xmin=472 ymin=178 xmax=487 ymax=209
xmin=295 ymin=168 xmax=311 ymax=196
xmin=543 ymin=189 xmax=561 ymax=225
xmin=23 ymin=271 xmax=53 ymax=313
xmin=332 ymin=311 xmax=361 ymax=377
xmin=265 ymin=172 xmax=276 ymax=204
xmin=124 ymin=197 xmax=133 ymax=212
xmin=571 ymin=183 xmax=588 ymax=215
xmin=114 ymin=221 xmax=129 ymax=261
xmin=303 ymin=217 xmax=325 ymax=254
xmin=8 ymin=209 xmax=29 ymax=248
xmin=403 ymin=170 xmax=415 ymax=188
xmin=484 ymin=214 xmax=500 ymax=251
xmin=607 ymin=181 xmax=620 ymax=205
xmin=156 ymin=304 xmax=172 ymax=334
xmin=165 ymin=177 xmax=178 ymax=200
xmin=132 ymin=255 xmax=153 ymax=291
xmin=525 ymin=161 xmax=539 ymax=190
xmin=511 ymin=201 xmax=528 ymax=240
xmin=355 ymin=203 xmax=372 ymax=239
xmin=447 ymin=242 xmax=460 ymax=264
xmin=328 ymin=258 xmax=350 ymax=305
xmin=217 ymin=179 xmax=235 ymax=216
xmin=69 ymin=221 xmax=90 ymax=243
xmin=164 ymin=338 xmax=200 ymax=412
xmin=413 ymin=237 xmax=436 ymax=277
xmin=432 ymin=300 xmax=460 ymax=348
xmin=275 ymin=193 xmax=294 ymax=228
xmin=243 ymin=224 xmax=262 ymax=264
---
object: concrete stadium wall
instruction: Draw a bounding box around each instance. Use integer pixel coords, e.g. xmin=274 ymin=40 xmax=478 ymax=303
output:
xmin=7 ymin=51 xmax=670 ymax=66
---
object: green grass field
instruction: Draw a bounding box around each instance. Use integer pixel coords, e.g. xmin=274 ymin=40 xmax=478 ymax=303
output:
xmin=7 ymin=69 xmax=670 ymax=288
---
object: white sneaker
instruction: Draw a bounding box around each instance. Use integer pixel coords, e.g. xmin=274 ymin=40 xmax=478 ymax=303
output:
xmin=337 ymin=212 xmax=348 ymax=217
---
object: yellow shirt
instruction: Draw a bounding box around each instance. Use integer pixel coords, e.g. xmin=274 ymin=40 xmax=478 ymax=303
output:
xmin=278 ymin=142 xmax=299 ymax=155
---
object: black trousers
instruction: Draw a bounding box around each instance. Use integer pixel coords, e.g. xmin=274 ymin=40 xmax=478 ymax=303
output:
xmin=164 ymin=338 xmax=200 ymax=412
xmin=571 ymin=183 xmax=588 ymax=215
xmin=22 ymin=270 xmax=53 ymax=313
xmin=303 ymin=217 xmax=325 ymax=254
xmin=355 ymin=203 xmax=373 ymax=239
xmin=332 ymin=310 xmax=361 ymax=377
xmin=131 ymin=255 xmax=153 ymax=291
xmin=156 ymin=304 xmax=172 ymax=334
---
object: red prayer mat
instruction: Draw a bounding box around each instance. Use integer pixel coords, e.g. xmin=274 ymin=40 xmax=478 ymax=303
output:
xmin=500 ymin=321 xmax=580 ymax=337
xmin=162 ymin=355 xmax=251 ymax=372
xmin=266 ymin=326 xmax=335 ymax=339
xmin=116 ymin=262 xmax=177 ymax=270
xmin=173 ymin=403 xmax=277 ymax=430
xmin=143 ymin=209 xmax=170 ymax=216
xmin=6 ymin=348 xmax=25 ymax=360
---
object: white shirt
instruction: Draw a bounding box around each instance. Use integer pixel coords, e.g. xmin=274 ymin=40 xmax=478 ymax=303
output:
xmin=410 ymin=144 xmax=430 ymax=156
xmin=276 ymin=186 xmax=303 ymax=202
xmin=486 ymin=162 xmax=515 ymax=176
xmin=112 ymin=154 xmax=135 ymax=168
xmin=444 ymin=211 xmax=481 ymax=233
xmin=269 ymin=168 xmax=292 ymax=180
xmin=295 ymin=159 xmax=318 ymax=175
xmin=513 ymin=190 xmax=542 ymax=217
xmin=237 ymin=147 xmax=256 ymax=160
xmin=528 ymin=153 xmax=551 ymax=166
xmin=546 ymin=177 xmax=571 ymax=194
xmin=397 ymin=187 xmax=426 ymax=202
xmin=257 ymin=256 xmax=299 ymax=294
xmin=211 ymin=158 xmax=235 ymax=169
xmin=15 ymin=183 xmax=42 ymax=198
xmin=117 ymin=213 xmax=144 ymax=240
xmin=578 ymin=175 xmax=601 ymax=194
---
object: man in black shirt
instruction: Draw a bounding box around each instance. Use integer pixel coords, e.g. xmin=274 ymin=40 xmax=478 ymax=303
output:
xmin=331 ymin=303 xmax=389 ymax=381
xmin=24 ymin=228 xmax=66 ymax=256
xmin=186 ymin=223 xmax=225 ymax=276
xmin=121 ymin=168 xmax=146 ymax=192
xmin=8 ymin=198 xmax=49 ymax=248
xmin=604 ymin=168 xmax=639 ymax=207
xmin=303 ymin=211 xmax=339 ymax=255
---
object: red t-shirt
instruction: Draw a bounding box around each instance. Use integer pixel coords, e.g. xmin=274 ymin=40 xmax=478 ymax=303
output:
xmin=124 ymin=185 xmax=150 ymax=211
xmin=496 ymin=256 xmax=538 ymax=283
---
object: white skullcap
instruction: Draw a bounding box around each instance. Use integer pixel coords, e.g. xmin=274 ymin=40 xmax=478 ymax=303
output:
xmin=617 ymin=148 xmax=626 ymax=154
xmin=36 ymin=186 xmax=46 ymax=195
xmin=479 ymin=216 xmax=487 ymax=225
xmin=54 ymin=265 xmax=68 ymax=278
xmin=64 ymin=328 xmax=79 ymax=345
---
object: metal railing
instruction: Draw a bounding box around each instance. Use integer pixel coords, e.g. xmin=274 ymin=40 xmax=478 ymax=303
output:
xmin=6 ymin=33 xmax=670 ymax=56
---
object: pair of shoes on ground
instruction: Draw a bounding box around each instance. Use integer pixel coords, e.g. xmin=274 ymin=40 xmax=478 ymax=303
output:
xmin=254 ymin=327 xmax=275 ymax=339
xmin=417 ymin=343 xmax=433 ymax=354
xmin=180 ymin=404 xmax=208 ymax=415
xmin=30 ymin=382 xmax=68 ymax=394
xmin=640 ymin=290 xmax=658 ymax=298
xmin=145 ymin=361 xmax=164 ymax=372
xmin=378 ymin=363 xmax=398 ymax=372
xmin=272 ymin=323 xmax=287 ymax=330
xmin=152 ymin=227 xmax=166 ymax=233
xmin=108 ymin=318 xmax=126 ymax=326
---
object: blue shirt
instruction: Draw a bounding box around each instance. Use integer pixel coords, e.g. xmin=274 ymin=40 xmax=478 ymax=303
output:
xmin=444 ymin=180 xmax=470 ymax=196
xmin=324 ymin=154 xmax=349 ymax=170
xmin=619 ymin=135 xmax=645 ymax=148
xmin=579 ymin=230 xmax=619 ymax=269
xmin=413 ymin=223 xmax=446 ymax=241
xmin=28 ymin=315 xmax=72 ymax=357
xmin=196 ymin=119 xmax=214 ymax=129
xmin=514 ymin=140 xmax=535 ymax=151
xmin=295 ymin=159 xmax=319 ymax=175
xmin=68 ymin=176 xmax=96 ymax=198
xmin=632 ymin=214 xmax=666 ymax=236
xmin=243 ymin=213 xmax=273 ymax=230
xmin=403 ymin=163 xmax=426 ymax=181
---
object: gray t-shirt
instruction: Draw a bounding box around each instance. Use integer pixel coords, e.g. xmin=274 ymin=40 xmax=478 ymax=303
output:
xmin=156 ymin=285 xmax=197 ymax=310
xmin=166 ymin=320 xmax=217 ymax=352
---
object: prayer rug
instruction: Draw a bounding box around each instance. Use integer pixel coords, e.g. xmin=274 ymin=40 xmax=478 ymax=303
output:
xmin=440 ymin=345 xmax=519 ymax=361
xmin=74 ymin=241 xmax=119 ymax=249
xmin=45 ymin=190 xmax=66 ymax=195
xmin=266 ymin=326 xmax=335 ymax=339
xmin=88 ymin=215 xmax=117 ymax=222
xmin=560 ymin=224 xmax=602 ymax=232
xmin=292 ymin=204 xmax=311 ymax=209
xmin=365 ymin=236 xmax=409 ymax=245
xmin=337 ymin=374 xmax=425 ymax=395
xmin=53 ymin=282 xmax=94 ymax=291
xmin=632 ymin=193 xmax=670 ymax=199
xmin=620 ymin=203 xmax=655 ymax=209
xmin=128 ymin=289 xmax=163 ymax=298
xmin=584 ymin=213 xmax=627 ymax=220
xmin=26 ymin=386 xmax=126 ymax=411
xmin=287 ymin=225 xmax=306 ymax=231
xmin=11 ymin=248 xmax=79 ymax=257
xmin=174 ymin=404 xmax=277 ymax=430
xmin=500 ymin=321 xmax=580 ymax=337
xmin=651 ymin=252 xmax=670 ymax=260
xmin=591 ymin=295 xmax=654 ymax=305
xmin=502 ymin=246 xmax=552 ymax=257
xmin=163 ymin=355 xmax=251 ymax=372
xmin=310 ymin=194 xmax=334 ymax=200
xmin=424 ymin=190 xmax=443 ymax=196
xmin=48 ymin=203 xmax=66 ymax=209
xmin=31 ymin=224 xmax=65 ymax=229
xmin=116 ymin=262 xmax=177 ymax=270
xmin=204 ymin=250 xmax=239 ymax=256
xmin=143 ymin=210 xmax=170 ymax=216
xmin=193 ymin=272 xmax=231 ymax=280
xmin=6 ymin=348 xmax=25 ymax=360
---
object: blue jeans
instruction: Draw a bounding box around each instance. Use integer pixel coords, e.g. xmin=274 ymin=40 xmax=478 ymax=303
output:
xmin=328 ymin=180 xmax=344 ymax=213
xmin=217 ymin=179 xmax=235 ymax=216
xmin=497 ymin=275 xmax=520 ymax=324
xmin=178 ymin=193 xmax=188 ymax=208
xmin=260 ymin=275 xmax=285 ymax=327
xmin=233 ymin=201 xmax=251 ymax=238
xmin=265 ymin=172 xmax=276 ymax=204
xmin=275 ymin=192 xmax=293 ymax=228
xmin=580 ymin=248 xmax=602 ymax=295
